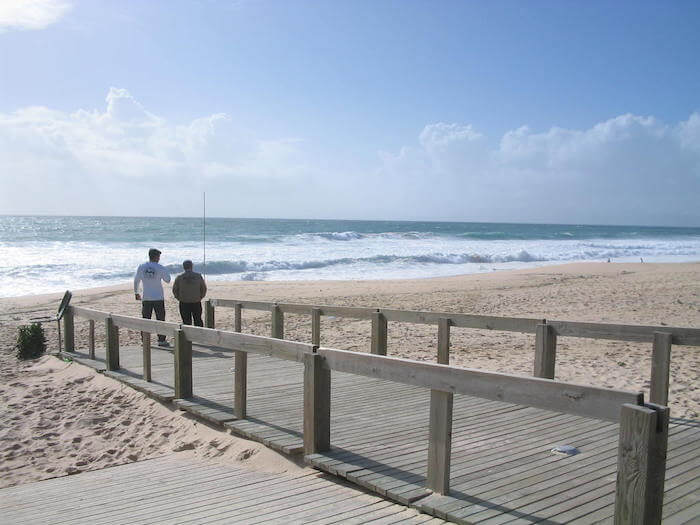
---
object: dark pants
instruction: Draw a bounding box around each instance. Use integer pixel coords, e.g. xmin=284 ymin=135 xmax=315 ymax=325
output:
xmin=179 ymin=302 xmax=203 ymax=327
xmin=142 ymin=300 xmax=166 ymax=342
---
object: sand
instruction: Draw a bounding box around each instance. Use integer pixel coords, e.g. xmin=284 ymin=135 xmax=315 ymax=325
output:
xmin=1 ymin=262 xmax=698 ymax=489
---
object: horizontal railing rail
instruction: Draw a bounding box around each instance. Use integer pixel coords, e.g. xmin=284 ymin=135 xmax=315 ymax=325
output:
xmin=71 ymin=306 xmax=110 ymax=322
xmin=318 ymin=347 xmax=642 ymax=422
xmin=181 ymin=325 xmax=313 ymax=362
xmin=210 ymin=298 xmax=700 ymax=344
xmin=111 ymin=314 xmax=181 ymax=336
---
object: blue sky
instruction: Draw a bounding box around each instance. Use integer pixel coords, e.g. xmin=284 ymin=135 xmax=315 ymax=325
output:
xmin=1 ymin=1 xmax=699 ymax=225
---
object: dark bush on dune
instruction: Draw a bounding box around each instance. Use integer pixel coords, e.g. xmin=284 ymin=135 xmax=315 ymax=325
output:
xmin=16 ymin=323 xmax=47 ymax=360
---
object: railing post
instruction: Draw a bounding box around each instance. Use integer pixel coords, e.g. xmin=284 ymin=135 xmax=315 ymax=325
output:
xmin=371 ymin=310 xmax=387 ymax=355
xmin=174 ymin=329 xmax=193 ymax=399
xmin=63 ymin=306 xmax=75 ymax=352
xmin=427 ymin=389 xmax=453 ymax=495
xmin=615 ymin=403 xmax=669 ymax=525
xmin=311 ymin=308 xmax=321 ymax=347
xmin=271 ymin=303 xmax=284 ymax=339
xmin=534 ymin=322 xmax=557 ymax=379
xmin=234 ymin=302 xmax=242 ymax=332
xmin=650 ymin=332 xmax=672 ymax=406
xmin=437 ymin=318 xmax=451 ymax=364
xmin=233 ymin=309 xmax=247 ymax=419
xmin=303 ymin=352 xmax=331 ymax=455
xmin=205 ymin=299 xmax=215 ymax=328
xmin=88 ymin=319 xmax=95 ymax=359
xmin=105 ymin=316 xmax=120 ymax=371
xmin=141 ymin=331 xmax=151 ymax=382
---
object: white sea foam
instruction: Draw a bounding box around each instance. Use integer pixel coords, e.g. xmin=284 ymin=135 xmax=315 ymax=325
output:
xmin=1 ymin=233 xmax=699 ymax=297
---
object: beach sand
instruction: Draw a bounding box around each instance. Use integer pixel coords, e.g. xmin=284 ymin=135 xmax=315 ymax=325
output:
xmin=1 ymin=262 xmax=698 ymax=488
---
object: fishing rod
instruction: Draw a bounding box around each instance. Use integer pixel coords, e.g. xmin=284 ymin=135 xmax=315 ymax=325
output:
xmin=203 ymin=192 xmax=206 ymax=280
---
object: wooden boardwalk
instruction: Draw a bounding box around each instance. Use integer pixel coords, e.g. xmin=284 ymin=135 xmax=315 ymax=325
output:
xmin=0 ymin=455 xmax=449 ymax=524
xmin=65 ymin=343 xmax=700 ymax=524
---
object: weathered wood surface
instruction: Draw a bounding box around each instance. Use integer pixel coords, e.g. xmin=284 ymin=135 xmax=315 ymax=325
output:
xmin=70 ymin=305 xmax=110 ymax=322
xmin=210 ymin=298 xmax=700 ymax=345
xmin=110 ymin=313 xmax=180 ymax=336
xmin=0 ymin=455 xmax=447 ymax=525
xmin=318 ymin=348 xmax=642 ymax=422
xmin=63 ymin=306 xmax=75 ymax=352
xmin=534 ymin=322 xmax=557 ymax=379
xmin=63 ymin=341 xmax=700 ymax=523
xmin=615 ymin=403 xmax=669 ymax=525
xmin=180 ymin=325 xmax=313 ymax=362
xmin=650 ymin=332 xmax=673 ymax=406
xmin=547 ymin=319 xmax=700 ymax=345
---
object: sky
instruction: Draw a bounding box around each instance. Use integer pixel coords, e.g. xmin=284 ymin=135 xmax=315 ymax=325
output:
xmin=1 ymin=0 xmax=699 ymax=226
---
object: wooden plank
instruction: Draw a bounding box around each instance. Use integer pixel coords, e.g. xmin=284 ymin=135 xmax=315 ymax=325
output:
xmin=212 ymin=299 xmax=271 ymax=310
xmin=181 ymin=325 xmax=313 ymax=362
xmin=88 ymin=319 xmax=95 ymax=359
xmin=63 ymin=306 xmax=75 ymax=352
xmin=379 ymin=308 xmax=540 ymax=333
xmin=271 ymin=304 xmax=284 ymax=339
xmin=174 ymin=329 xmax=193 ymax=399
xmin=312 ymin=307 xmax=321 ymax=347
xmin=304 ymin=353 xmax=331 ymax=455
xmin=105 ymin=316 xmax=119 ymax=371
xmin=615 ymin=403 xmax=670 ymax=524
xmin=234 ymin=350 xmax=247 ymax=419
xmin=437 ymin=318 xmax=450 ymax=365
xmin=141 ymin=331 xmax=151 ymax=382
xmin=426 ymin=390 xmax=453 ymax=495
xmin=71 ymin=305 xmax=110 ymax=321
xmin=234 ymin=303 xmax=242 ymax=332
xmin=278 ymin=303 xmax=315 ymax=315
xmin=371 ymin=312 xmax=388 ymax=356
xmin=533 ymin=322 xmax=557 ymax=379
xmin=548 ymin=319 xmax=700 ymax=345
xmin=208 ymin=299 xmax=700 ymax=345
xmin=317 ymin=305 xmax=376 ymax=320
xmin=650 ymin=331 xmax=672 ymax=406
xmin=110 ymin=313 xmax=180 ymax=336
xmin=205 ymin=300 xmax=215 ymax=328
xmin=318 ymin=348 xmax=643 ymax=421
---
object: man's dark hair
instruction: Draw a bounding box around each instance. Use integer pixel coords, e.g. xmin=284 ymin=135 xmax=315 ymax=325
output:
xmin=148 ymin=248 xmax=161 ymax=261
xmin=183 ymin=260 xmax=193 ymax=270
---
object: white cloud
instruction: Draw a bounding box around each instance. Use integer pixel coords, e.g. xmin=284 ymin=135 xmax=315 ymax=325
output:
xmin=0 ymin=88 xmax=312 ymax=216
xmin=0 ymin=0 xmax=72 ymax=31
xmin=378 ymin=115 xmax=700 ymax=226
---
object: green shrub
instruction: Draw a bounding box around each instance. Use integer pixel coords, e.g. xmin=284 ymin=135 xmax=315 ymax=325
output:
xmin=16 ymin=323 xmax=47 ymax=360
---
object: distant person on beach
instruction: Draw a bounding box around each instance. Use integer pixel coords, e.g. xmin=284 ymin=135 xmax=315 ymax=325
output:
xmin=134 ymin=248 xmax=172 ymax=347
xmin=172 ymin=260 xmax=207 ymax=326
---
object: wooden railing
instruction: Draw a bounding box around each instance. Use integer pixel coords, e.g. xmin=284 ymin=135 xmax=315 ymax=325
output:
xmin=62 ymin=303 xmax=676 ymax=524
xmin=206 ymin=298 xmax=700 ymax=406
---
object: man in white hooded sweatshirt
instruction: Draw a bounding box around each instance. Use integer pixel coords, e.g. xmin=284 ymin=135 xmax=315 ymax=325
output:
xmin=134 ymin=248 xmax=171 ymax=347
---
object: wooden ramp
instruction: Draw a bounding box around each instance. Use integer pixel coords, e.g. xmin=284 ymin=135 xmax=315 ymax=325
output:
xmin=63 ymin=344 xmax=700 ymax=524
xmin=0 ymin=455 xmax=449 ymax=524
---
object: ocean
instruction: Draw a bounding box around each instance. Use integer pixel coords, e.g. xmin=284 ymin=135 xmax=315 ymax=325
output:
xmin=1 ymin=216 xmax=699 ymax=298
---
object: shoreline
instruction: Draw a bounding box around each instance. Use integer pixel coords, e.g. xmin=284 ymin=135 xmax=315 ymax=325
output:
xmin=2 ymin=259 xmax=699 ymax=308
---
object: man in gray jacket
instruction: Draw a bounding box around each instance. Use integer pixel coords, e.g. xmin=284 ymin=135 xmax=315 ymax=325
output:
xmin=172 ymin=260 xmax=207 ymax=326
